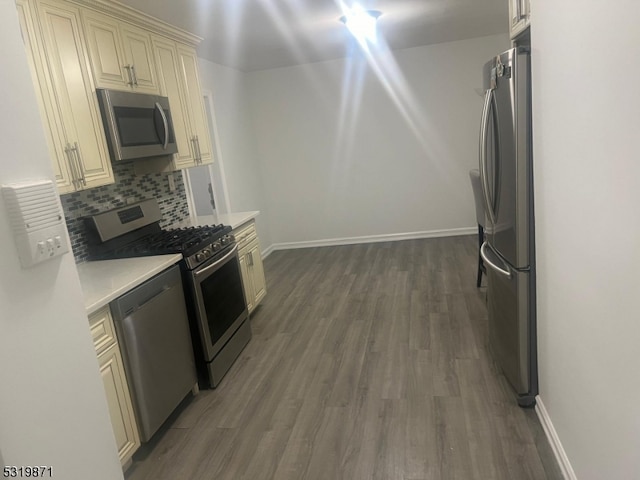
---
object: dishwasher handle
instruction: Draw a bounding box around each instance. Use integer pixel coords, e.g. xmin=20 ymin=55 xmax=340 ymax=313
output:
xmin=111 ymin=264 xmax=182 ymax=319
xmin=123 ymin=284 xmax=171 ymax=316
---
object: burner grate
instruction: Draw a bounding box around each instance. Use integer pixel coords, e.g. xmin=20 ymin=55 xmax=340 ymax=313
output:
xmin=97 ymin=224 xmax=229 ymax=259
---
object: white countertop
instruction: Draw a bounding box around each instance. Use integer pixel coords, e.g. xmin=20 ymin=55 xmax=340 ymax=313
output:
xmin=194 ymin=211 xmax=259 ymax=230
xmin=77 ymin=254 xmax=182 ymax=315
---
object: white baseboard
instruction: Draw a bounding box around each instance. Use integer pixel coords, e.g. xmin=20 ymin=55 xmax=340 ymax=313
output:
xmin=261 ymin=244 xmax=275 ymax=259
xmin=535 ymin=396 xmax=577 ymax=480
xmin=265 ymin=227 xmax=476 ymax=252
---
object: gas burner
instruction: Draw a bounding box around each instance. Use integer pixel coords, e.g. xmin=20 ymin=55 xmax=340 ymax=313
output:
xmin=85 ymin=200 xmax=235 ymax=269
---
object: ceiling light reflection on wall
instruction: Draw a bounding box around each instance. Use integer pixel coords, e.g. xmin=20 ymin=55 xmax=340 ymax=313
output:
xmin=339 ymin=5 xmax=382 ymax=44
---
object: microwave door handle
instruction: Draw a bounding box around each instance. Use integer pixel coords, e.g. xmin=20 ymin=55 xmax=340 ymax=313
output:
xmin=155 ymin=102 xmax=169 ymax=150
xmin=479 ymin=89 xmax=497 ymax=225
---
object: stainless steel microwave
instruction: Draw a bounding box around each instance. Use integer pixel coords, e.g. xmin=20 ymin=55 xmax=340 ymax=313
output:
xmin=97 ymin=89 xmax=178 ymax=161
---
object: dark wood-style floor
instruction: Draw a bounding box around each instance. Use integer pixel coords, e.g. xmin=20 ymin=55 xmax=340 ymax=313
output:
xmin=126 ymin=236 xmax=562 ymax=480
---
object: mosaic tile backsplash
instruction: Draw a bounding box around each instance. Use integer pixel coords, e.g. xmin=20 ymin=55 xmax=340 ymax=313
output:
xmin=61 ymin=162 xmax=190 ymax=263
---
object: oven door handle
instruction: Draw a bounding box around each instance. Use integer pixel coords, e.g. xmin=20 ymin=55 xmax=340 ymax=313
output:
xmin=194 ymin=244 xmax=238 ymax=281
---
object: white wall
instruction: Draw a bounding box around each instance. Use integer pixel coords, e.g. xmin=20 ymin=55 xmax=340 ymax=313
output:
xmin=198 ymin=59 xmax=273 ymax=250
xmin=0 ymin=4 xmax=123 ymax=479
xmin=245 ymin=34 xmax=509 ymax=246
xmin=532 ymin=1 xmax=640 ymax=478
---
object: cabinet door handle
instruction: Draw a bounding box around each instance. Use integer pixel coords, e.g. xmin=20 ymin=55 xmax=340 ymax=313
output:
xmin=72 ymin=142 xmax=86 ymax=186
xmin=124 ymin=64 xmax=134 ymax=86
xmin=196 ymin=136 xmax=201 ymax=164
xmin=65 ymin=143 xmax=79 ymax=188
xmin=131 ymin=64 xmax=138 ymax=86
xmin=191 ymin=135 xmax=201 ymax=164
xmin=190 ymin=136 xmax=197 ymax=162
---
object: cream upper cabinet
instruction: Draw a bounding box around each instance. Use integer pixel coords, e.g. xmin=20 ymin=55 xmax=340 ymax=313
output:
xmin=16 ymin=0 xmax=72 ymax=192
xmin=152 ymin=36 xmax=195 ymax=169
xmin=82 ymin=10 xmax=158 ymax=94
xmin=176 ymin=45 xmax=213 ymax=165
xmin=18 ymin=0 xmax=114 ymax=194
xmin=152 ymin=38 xmax=213 ymax=169
xmin=509 ymin=0 xmax=530 ymax=39
xmin=90 ymin=306 xmax=140 ymax=468
xmin=120 ymin=24 xmax=158 ymax=93
xmin=18 ymin=0 xmax=208 ymax=179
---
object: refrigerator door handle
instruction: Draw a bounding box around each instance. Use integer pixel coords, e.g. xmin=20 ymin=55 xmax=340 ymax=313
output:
xmin=480 ymin=242 xmax=511 ymax=278
xmin=479 ymin=89 xmax=497 ymax=225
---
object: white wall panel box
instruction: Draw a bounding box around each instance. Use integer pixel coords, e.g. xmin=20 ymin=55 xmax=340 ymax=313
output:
xmin=2 ymin=180 xmax=69 ymax=268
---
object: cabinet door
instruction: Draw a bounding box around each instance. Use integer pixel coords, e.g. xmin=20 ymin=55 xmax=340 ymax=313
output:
xmin=509 ymin=0 xmax=530 ymax=38
xmin=37 ymin=0 xmax=114 ymax=190
xmin=238 ymin=252 xmax=254 ymax=313
xmin=99 ymin=343 xmax=140 ymax=465
xmin=177 ymin=45 xmax=214 ymax=165
xmin=16 ymin=0 xmax=74 ymax=193
xmin=82 ymin=10 xmax=130 ymax=90
xmin=153 ymin=36 xmax=195 ymax=168
xmin=247 ymin=241 xmax=266 ymax=310
xmin=121 ymin=23 xmax=158 ymax=94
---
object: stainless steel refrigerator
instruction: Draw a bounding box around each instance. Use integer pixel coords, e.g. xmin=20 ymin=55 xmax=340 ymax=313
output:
xmin=479 ymin=46 xmax=537 ymax=407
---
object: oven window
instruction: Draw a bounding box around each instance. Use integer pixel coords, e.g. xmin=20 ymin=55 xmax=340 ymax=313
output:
xmin=199 ymin=257 xmax=246 ymax=346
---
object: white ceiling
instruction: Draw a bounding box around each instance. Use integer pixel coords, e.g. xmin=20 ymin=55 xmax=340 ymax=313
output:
xmin=117 ymin=0 xmax=509 ymax=72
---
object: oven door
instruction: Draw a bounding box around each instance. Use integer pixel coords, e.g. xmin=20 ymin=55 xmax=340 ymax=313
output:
xmin=189 ymin=244 xmax=248 ymax=362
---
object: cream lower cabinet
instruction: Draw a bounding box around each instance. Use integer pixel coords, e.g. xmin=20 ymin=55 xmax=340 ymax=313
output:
xmin=153 ymin=36 xmax=213 ymax=169
xmin=89 ymin=306 xmax=140 ymax=468
xmin=16 ymin=0 xmax=114 ymax=194
xmin=234 ymin=220 xmax=266 ymax=313
xmin=82 ymin=10 xmax=159 ymax=94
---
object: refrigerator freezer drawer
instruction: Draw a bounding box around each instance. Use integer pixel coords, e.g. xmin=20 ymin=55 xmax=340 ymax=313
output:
xmin=486 ymin=264 xmax=534 ymax=397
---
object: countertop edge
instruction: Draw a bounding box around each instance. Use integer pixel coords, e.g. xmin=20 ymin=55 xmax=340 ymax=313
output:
xmin=79 ymin=254 xmax=183 ymax=316
xmin=195 ymin=211 xmax=260 ymax=230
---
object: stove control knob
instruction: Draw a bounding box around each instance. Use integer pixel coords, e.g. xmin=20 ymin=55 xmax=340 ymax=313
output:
xmin=228 ymin=234 xmax=236 ymax=242
xmin=212 ymin=241 xmax=222 ymax=252
xmin=195 ymin=253 xmax=205 ymax=262
xmin=221 ymin=236 xmax=230 ymax=246
xmin=202 ymin=248 xmax=212 ymax=258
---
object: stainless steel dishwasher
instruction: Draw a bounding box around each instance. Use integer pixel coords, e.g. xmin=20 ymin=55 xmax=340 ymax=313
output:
xmin=110 ymin=264 xmax=197 ymax=442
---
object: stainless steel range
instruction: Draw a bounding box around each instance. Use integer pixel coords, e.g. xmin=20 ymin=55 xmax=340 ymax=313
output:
xmin=87 ymin=198 xmax=251 ymax=388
